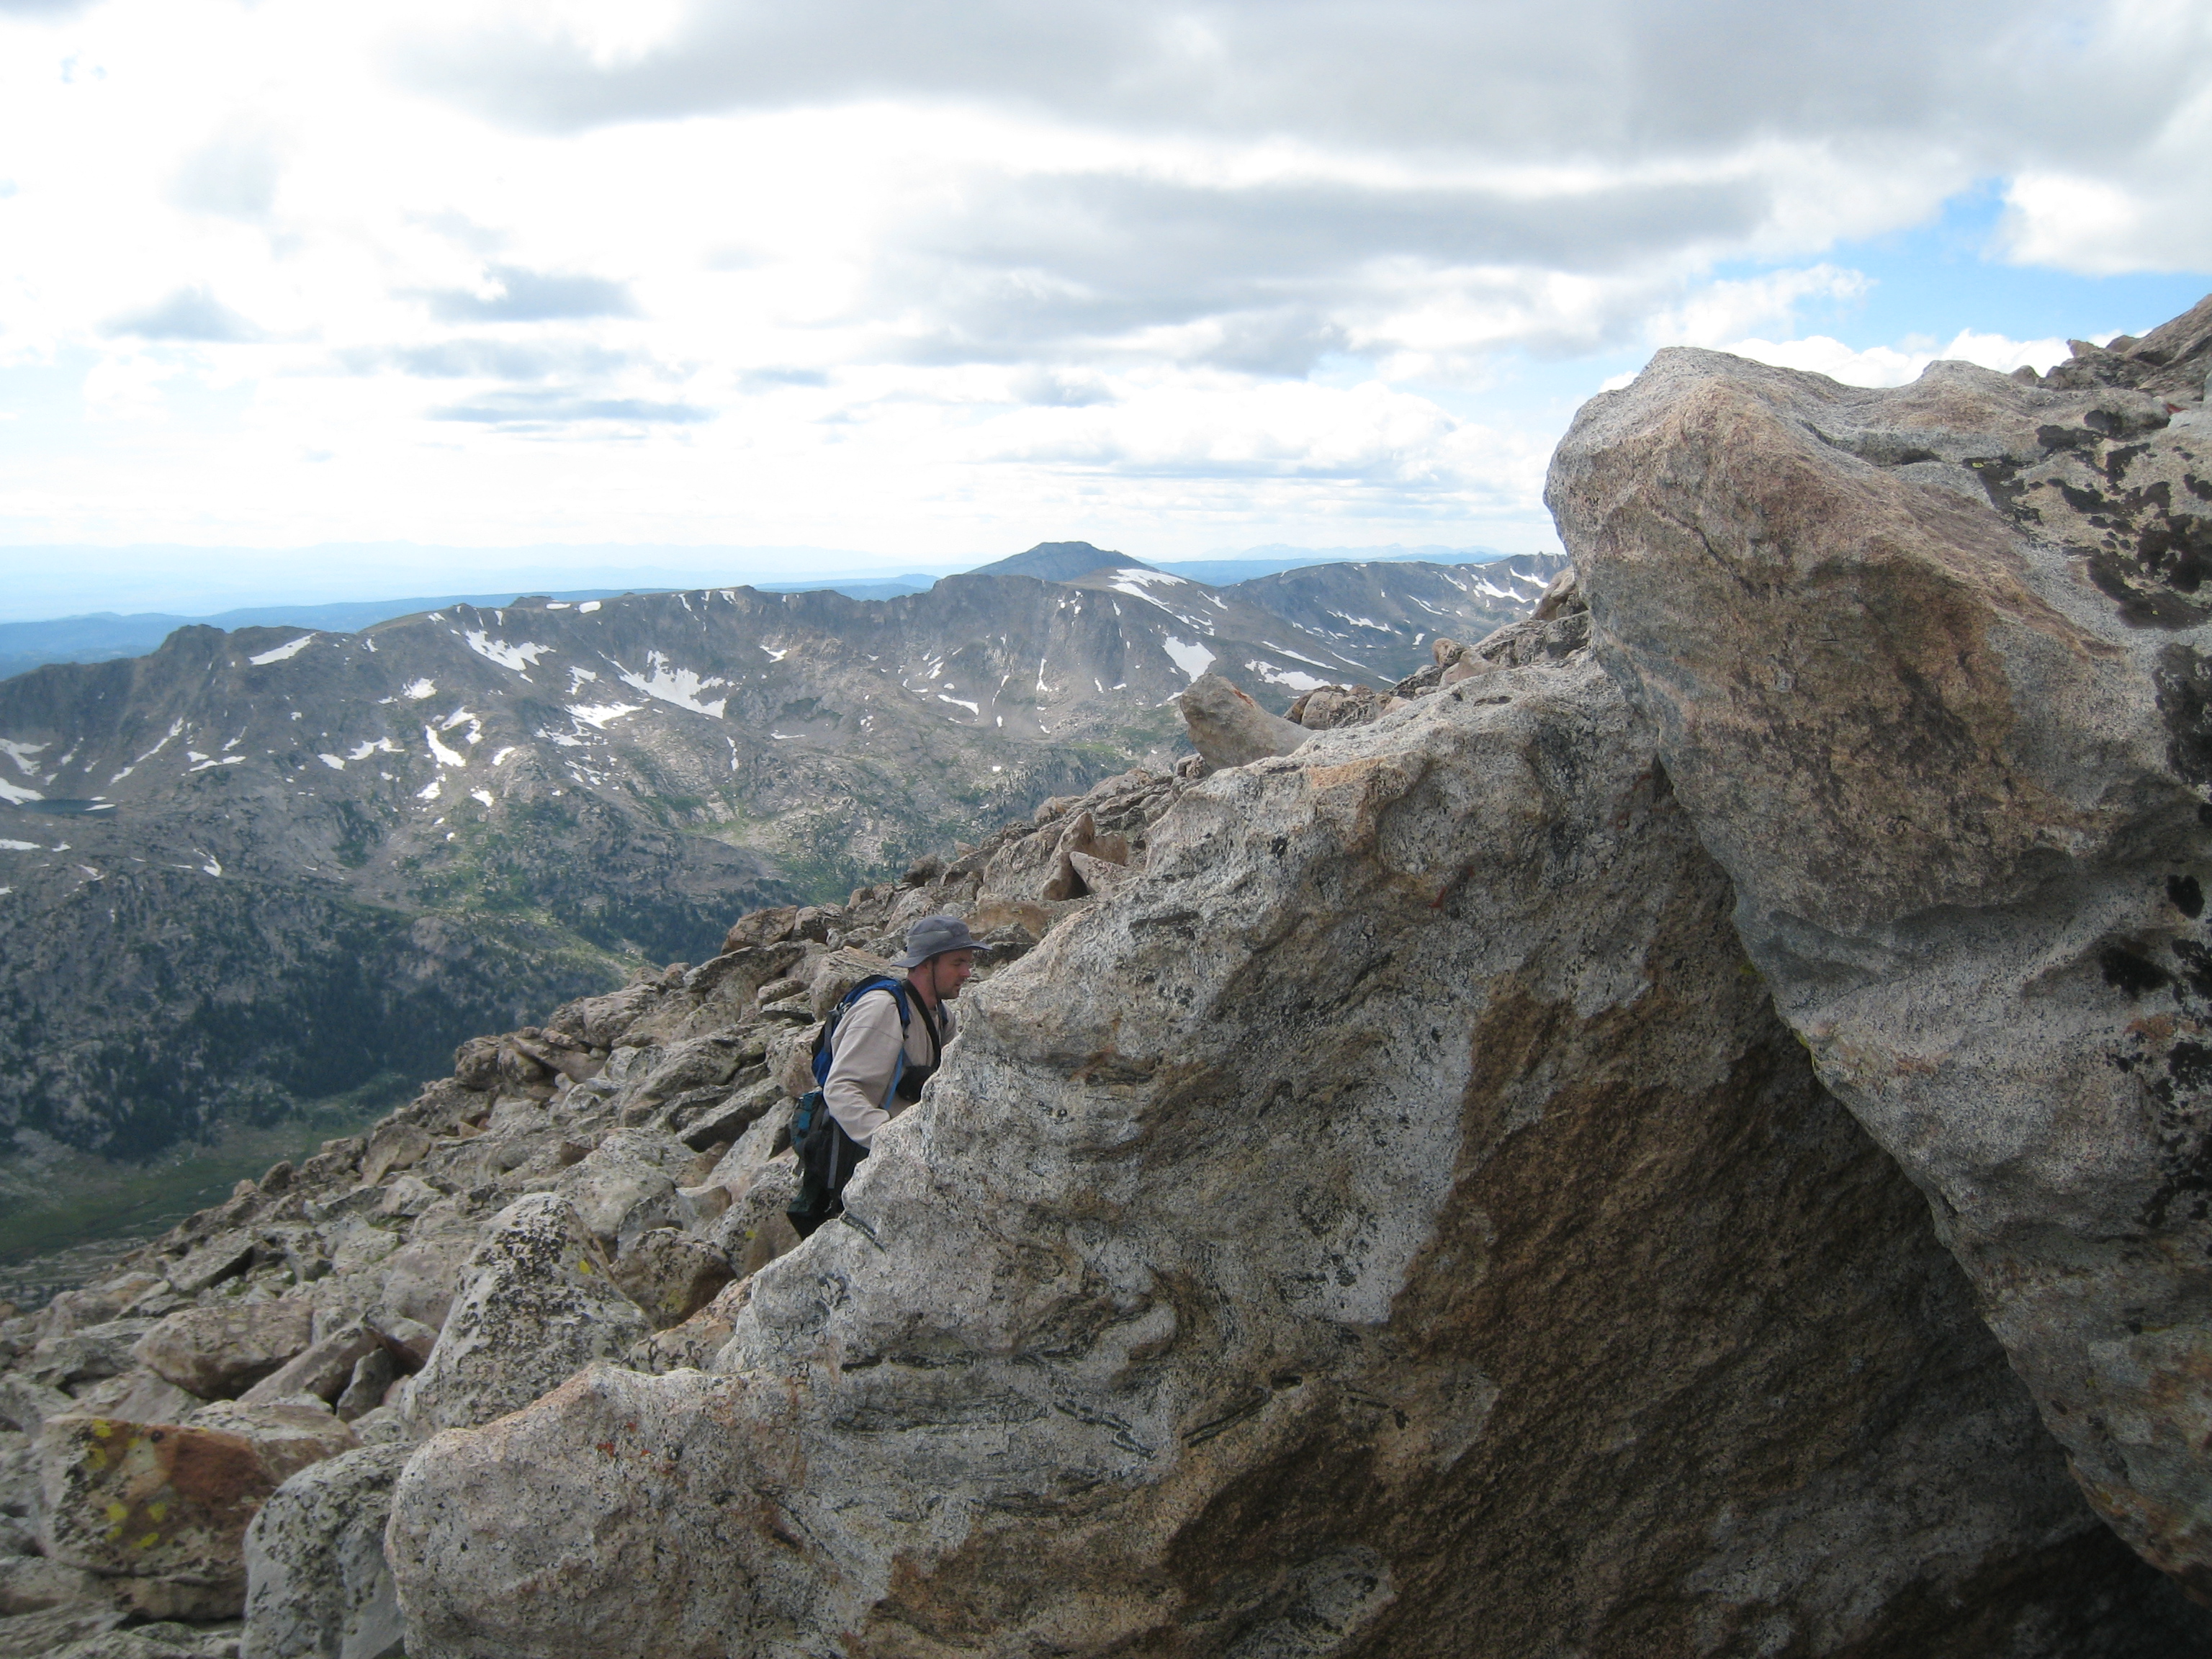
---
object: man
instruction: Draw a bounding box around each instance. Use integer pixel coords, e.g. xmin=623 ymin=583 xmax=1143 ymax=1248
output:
xmin=822 ymin=914 xmax=984 ymax=1147
xmin=788 ymin=914 xmax=988 ymax=1236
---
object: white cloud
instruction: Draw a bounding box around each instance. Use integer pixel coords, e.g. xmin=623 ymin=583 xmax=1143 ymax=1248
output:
xmin=1719 ymin=328 xmax=2083 ymax=388
xmin=0 ymin=0 xmax=2202 ymax=584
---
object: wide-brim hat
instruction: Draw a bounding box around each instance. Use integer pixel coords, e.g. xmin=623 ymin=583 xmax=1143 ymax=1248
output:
xmin=892 ymin=914 xmax=994 ymax=969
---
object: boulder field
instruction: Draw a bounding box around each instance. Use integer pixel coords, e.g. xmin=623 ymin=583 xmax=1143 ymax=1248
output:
xmin=0 ymin=297 xmax=2208 ymax=1657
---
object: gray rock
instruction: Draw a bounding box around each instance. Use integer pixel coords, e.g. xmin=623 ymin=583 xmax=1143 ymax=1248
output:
xmin=332 ymin=1349 xmax=395 ymax=1423
xmin=47 ymin=1629 xmax=225 ymax=1659
xmin=0 ymin=1435 xmax=31 ymax=1519
xmin=0 ymin=1553 xmax=104 ymax=1614
xmin=621 ymin=1037 xmax=745 ymax=1111
xmin=708 ymin=1151 xmax=804 ymax=1283
xmin=63 ymin=1370 xmax=204 ymax=1426
xmin=666 ymin=1074 xmax=781 ymax=1152
xmin=625 ymin=1280 xmax=752 ymax=1377
xmin=26 ymin=1320 xmax=156 ymax=1388
xmin=390 ymin=656 xmax=2200 ymax=1656
xmin=359 ymin=1314 xmax=436 ymax=1373
xmin=238 ymin=1327 xmax=381 ymax=1410
xmin=133 ymin=1303 xmax=315 ymax=1400
xmin=719 ymin=906 xmax=799 ymax=953
xmin=805 ymin=948 xmax=899 ymax=1019
xmin=369 ymin=1236 xmax=472 ymax=1334
xmin=0 ymin=1604 xmax=126 ymax=1658
xmin=763 ymin=1021 xmax=822 ymax=1100
xmin=553 ymin=1128 xmax=693 ymax=1251
xmin=373 ymin=1176 xmax=440 ymax=1220
xmin=549 ymin=982 xmax=660 ymax=1048
xmin=606 ymin=1231 xmax=733 ymax=1330
xmin=0 ymin=1376 xmax=73 ymax=1435
xmin=1547 ymin=326 xmax=2212 ymax=1599
xmin=400 ymin=1194 xmax=649 ymax=1434
xmin=1282 ymin=681 xmax=1396 ymax=730
xmin=161 ymin=1233 xmax=258 ymax=1297
xmin=1174 ymin=670 xmax=1309 ymax=772
xmin=241 ymin=1443 xmax=410 ymax=1659
xmin=357 ymin=1123 xmax=431 ymax=1188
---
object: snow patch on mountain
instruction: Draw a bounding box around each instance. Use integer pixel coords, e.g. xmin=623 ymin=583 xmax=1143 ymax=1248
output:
xmin=1161 ymin=637 xmax=1215 ymax=681
xmin=568 ymin=703 xmax=643 ymax=730
xmin=248 ymin=635 xmax=317 ymax=666
xmin=616 ymin=654 xmax=729 ymax=719
xmin=464 ymin=631 xmax=554 ymax=675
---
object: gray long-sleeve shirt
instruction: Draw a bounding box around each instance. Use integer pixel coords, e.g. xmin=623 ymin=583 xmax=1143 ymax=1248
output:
xmin=821 ymin=984 xmax=952 ymax=1148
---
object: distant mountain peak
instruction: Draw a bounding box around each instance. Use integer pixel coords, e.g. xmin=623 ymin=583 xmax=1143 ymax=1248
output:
xmin=970 ymin=541 xmax=1156 ymax=583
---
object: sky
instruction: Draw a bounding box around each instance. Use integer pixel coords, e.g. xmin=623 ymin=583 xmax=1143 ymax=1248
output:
xmin=0 ymin=0 xmax=2208 ymax=620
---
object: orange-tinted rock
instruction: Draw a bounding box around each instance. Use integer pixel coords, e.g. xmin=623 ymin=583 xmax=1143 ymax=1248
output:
xmin=37 ymin=1406 xmax=357 ymax=1595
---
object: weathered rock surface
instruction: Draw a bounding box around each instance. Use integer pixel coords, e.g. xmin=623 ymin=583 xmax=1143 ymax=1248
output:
xmin=0 ymin=1552 xmax=104 ymax=1614
xmin=605 ymin=1231 xmax=734 ymax=1330
xmin=240 ymin=1443 xmax=410 ymax=1659
xmin=1284 ymin=681 xmax=1398 ymax=729
xmin=387 ymin=652 xmax=2202 ymax=1655
xmin=49 ymin=1629 xmax=238 ymax=1659
xmin=21 ymin=474 xmax=2212 ymax=1653
xmin=134 ymin=1305 xmax=314 ymax=1401
xmin=0 ymin=1604 xmax=127 ymax=1657
xmin=39 ymin=1405 xmax=356 ymax=1601
xmin=237 ymin=1327 xmax=381 ymax=1413
xmin=1547 ymin=300 xmax=2212 ymax=1597
xmin=399 ymin=1195 xmax=648 ymax=1434
xmin=553 ymin=1128 xmax=694 ymax=1251
xmin=1174 ymin=670 xmax=1310 ymax=771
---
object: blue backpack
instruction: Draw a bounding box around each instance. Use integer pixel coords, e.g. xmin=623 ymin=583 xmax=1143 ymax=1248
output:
xmin=793 ymin=976 xmax=911 ymax=1134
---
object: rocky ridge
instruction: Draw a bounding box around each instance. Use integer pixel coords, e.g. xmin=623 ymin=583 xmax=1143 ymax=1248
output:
xmin=4 ymin=532 xmax=2205 ymax=1651
xmin=0 ymin=741 xmax=1213 ymax=1656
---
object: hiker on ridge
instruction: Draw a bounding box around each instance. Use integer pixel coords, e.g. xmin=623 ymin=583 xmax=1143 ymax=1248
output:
xmin=788 ymin=914 xmax=986 ymax=1236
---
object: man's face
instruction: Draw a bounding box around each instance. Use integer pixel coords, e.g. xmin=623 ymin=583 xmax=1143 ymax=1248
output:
xmin=925 ymin=949 xmax=976 ymax=999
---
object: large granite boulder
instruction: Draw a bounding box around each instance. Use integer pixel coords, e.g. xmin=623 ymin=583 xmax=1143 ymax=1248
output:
xmin=552 ymin=1128 xmax=695 ymax=1252
xmin=1547 ymin=299 xmax=2212 ymax=1597
xmin=132 ymin=1303 xmax=315 ymax=1401
xmin=400 ymin=1194 xmax=649 ymax=1434
xmin=241 ymin=1442 xmax=411 ymax=1659
xmin=388 ymin=653 xmax=2202 ymax=1655
xmin=1174 ymin=670 xmax=1310 ymax=772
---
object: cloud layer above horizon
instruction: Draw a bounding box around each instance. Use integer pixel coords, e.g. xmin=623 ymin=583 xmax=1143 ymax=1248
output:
xmin=1 ymin=0 xmax=2208 ymax=583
